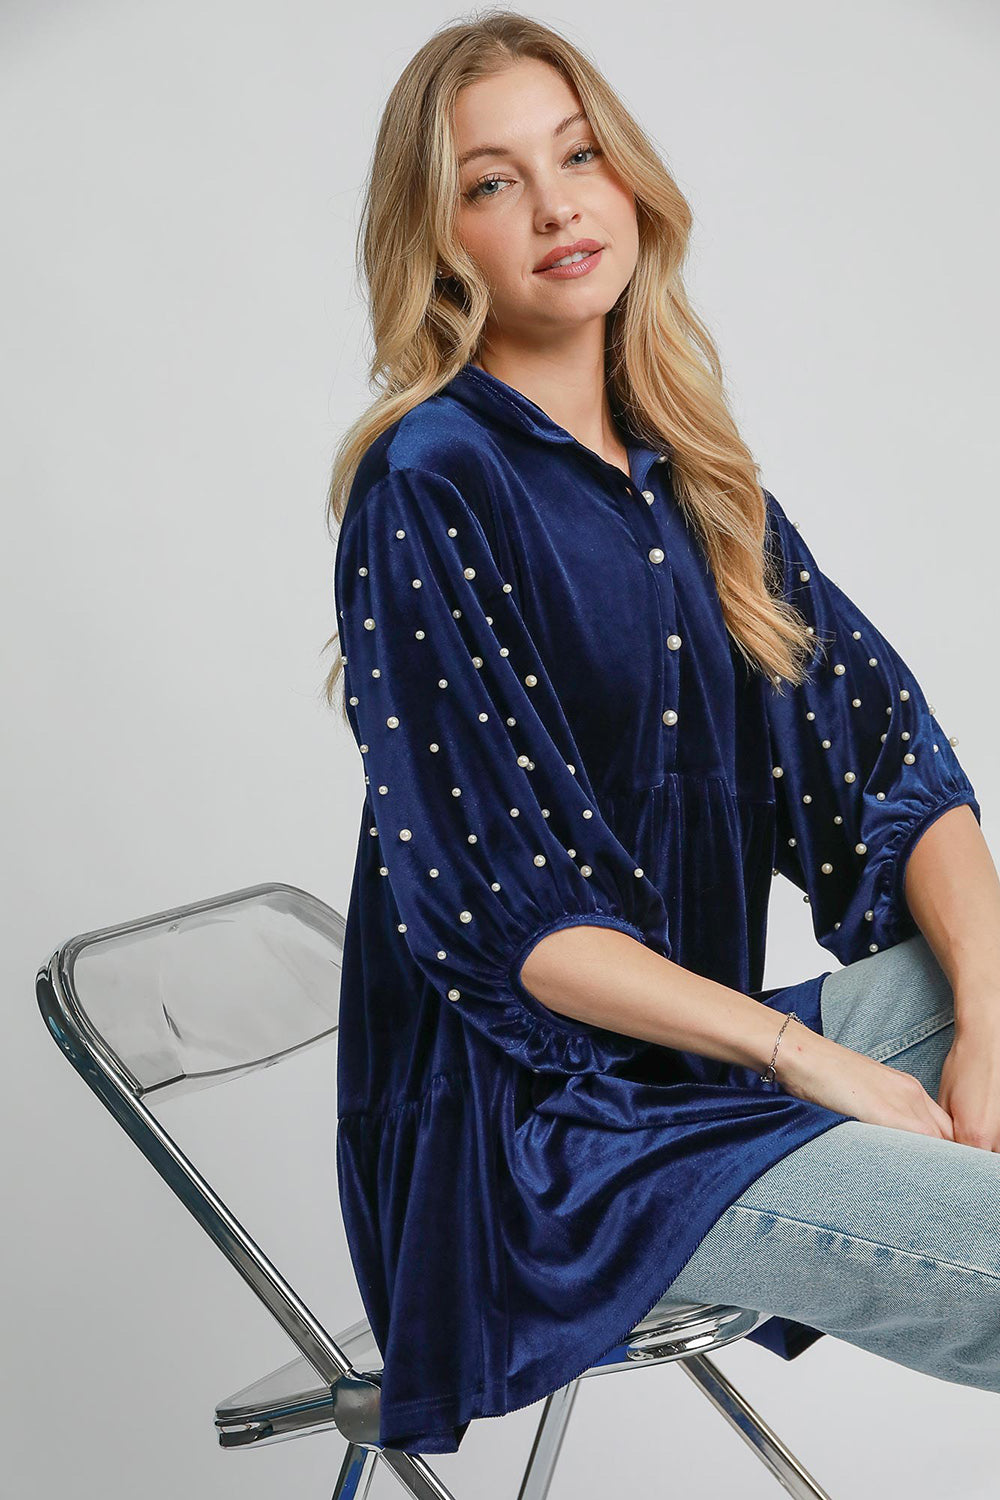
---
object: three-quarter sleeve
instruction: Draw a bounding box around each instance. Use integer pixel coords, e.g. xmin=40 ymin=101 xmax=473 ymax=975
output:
xmin=762 ymin=488 xmax=980 ymax=963
xmin=334 ymin=465 xmax=670 ymax=1074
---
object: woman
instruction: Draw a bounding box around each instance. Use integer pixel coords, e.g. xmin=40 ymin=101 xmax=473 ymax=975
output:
xmin=323 ymin=13 xmax=996 ymax=1456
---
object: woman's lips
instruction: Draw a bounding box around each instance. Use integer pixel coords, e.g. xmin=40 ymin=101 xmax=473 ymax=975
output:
xmin=533 ymin=247 xmax=604 ymax=280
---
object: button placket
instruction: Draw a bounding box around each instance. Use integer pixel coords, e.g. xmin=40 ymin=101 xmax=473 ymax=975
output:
xmin=620 ymin=452 xmax=681 ymax=775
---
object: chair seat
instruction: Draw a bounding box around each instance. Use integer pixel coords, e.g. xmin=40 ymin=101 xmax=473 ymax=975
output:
xmin=214 ymin=1297 xmax=768 ymax=1449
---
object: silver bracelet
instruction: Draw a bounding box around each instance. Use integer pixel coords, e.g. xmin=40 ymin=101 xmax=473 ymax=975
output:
xmin=760 ymin=1011 xmax=800 ymax=1083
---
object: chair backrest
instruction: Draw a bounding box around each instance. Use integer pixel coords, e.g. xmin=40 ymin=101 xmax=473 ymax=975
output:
xmin=39 ymin=881 xmax=344 ymax=1102
xmin=36 ymin=881 xmax=359 ymax=1388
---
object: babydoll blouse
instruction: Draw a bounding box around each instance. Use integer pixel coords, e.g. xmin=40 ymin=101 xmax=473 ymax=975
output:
xmin=332 ymin=360 xmax=980 ymax=1454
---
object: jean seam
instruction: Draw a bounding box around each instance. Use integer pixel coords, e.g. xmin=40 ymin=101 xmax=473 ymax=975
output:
xmin=868 ymin=1006 xmax=954 ymax=1063
xmin=725 ymin=1201 xmax=1000 ymax=1282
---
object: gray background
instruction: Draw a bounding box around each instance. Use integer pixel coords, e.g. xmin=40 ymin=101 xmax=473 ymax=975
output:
xmin=3 ymin=0 xmax=998 ymax=1495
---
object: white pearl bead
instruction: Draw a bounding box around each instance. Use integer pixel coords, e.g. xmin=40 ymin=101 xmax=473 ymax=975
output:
xmin=533 ymin=855 xmax=546 ymax=867
xmin=772 ymin=765 xmax=784 ymax=778
xmin=821 ymin=862 xmax=833 ymax=874
xmin=667 ymin=634 xmax=682 ymax=650
xmin=459 ymin=910 xmax=472 ymax=923
xmin=463 ymin=566 xmax=476 ymax=580
xmin=387 ymin=716 xmax=399 ymax=729
xmin=525 ymin=674 xmax=537 ymax=687
xmin=855 ymin=842 xmax=867 ymax=854
xmin=399 ymin=828 xmax=412 ymax=841
xmin=447 ymin=989 xmax=460 ymax=1001
xmin=904 ymin=752 xmax=915 ymax=764
xmin=844 ymin=771 xmax=856 ymax=784
xmin=364 ymin=618 xmax=375 ymax=631
xmin=648 ymin=547 xmax=664 ymax=564
xmin=642 ymin=489 xmax=655 ymax=501
xmin=662 ymin=709 xmax=678 ymax=725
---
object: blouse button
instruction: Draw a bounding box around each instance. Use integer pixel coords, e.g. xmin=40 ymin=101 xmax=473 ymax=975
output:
xmin=648 ymin=547 xmax=665 ymax=565
xmin=662 ymin=709 xmax=678 ymax=726
xmin=642 ymin=489 xmax=656 ymax=503
xmin=666 ymin=634 xmax=682 ymax=651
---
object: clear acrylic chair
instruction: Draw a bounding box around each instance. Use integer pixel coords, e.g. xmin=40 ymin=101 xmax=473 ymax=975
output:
xmin=36 ymin=880 xmax=835 ymax=1499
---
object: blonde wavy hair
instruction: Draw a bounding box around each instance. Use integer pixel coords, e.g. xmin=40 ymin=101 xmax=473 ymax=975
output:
xmin=320 ymin=9 xmax=816 ymax=723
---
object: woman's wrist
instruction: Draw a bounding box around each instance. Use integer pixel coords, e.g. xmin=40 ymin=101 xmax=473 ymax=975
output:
xmin=765 ymin=1014 xmax=830 ymax=1095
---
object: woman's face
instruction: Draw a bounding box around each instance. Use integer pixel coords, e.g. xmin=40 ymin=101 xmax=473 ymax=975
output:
xmin=451 ymin=58 xmax=638 ymax=347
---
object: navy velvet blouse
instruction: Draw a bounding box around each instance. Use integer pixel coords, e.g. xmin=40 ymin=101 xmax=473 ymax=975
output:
xmin=332 ymin=360 xmax=980 ymax=1454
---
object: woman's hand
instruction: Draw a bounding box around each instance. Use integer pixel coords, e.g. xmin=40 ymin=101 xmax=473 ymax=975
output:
xmin=778 ymin=1026 xmax=956 ymax=1141
xmin=937 ymin=1018 xmax=1000 ymax=1151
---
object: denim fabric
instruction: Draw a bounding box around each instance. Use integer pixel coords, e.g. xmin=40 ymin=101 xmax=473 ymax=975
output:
xmin=666 ymin=931 xmax=1000 ymax=1392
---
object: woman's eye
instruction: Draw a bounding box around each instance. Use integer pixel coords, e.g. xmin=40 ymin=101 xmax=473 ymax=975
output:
xmin=465 ymin=144 xmax=601 ymax=202
xmin=466 ymin=173 xmax=506 ymax=202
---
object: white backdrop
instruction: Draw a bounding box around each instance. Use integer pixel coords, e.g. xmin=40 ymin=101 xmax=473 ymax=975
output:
xmin=3 ymin=1 xmax=998 ymax=1496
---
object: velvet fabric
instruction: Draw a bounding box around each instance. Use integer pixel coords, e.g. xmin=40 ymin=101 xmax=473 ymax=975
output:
xmin=332 ymin=361 xmax=980 ymax=1453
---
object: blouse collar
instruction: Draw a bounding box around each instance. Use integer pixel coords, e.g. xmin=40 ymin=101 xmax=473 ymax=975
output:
xmin=444 ymin=360 xmax=667 ymax=495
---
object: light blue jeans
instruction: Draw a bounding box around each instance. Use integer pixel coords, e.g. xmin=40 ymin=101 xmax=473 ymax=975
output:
xmin=666 ymin=931 xmax=1000 ymax=1393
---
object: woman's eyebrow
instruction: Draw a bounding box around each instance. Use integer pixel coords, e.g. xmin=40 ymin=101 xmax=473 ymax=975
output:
xmin=457 ymin=109 xmax=588 ymax=169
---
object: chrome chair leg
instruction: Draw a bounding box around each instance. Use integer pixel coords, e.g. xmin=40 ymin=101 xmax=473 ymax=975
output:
xmin=363 ymin=1448 xmax=463 ymax=1499
xmin=676 ymin=1353 xmax=833 ymax=1499
xmin=331 ymin=1441 xmax=379 ymax=1499
xmin=515 ymin=1380 xmax=582 ymax=1500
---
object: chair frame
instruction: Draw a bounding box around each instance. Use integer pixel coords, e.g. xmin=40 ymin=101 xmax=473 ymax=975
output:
xmin=37 ymin=880 xmax=835 ymax=1499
